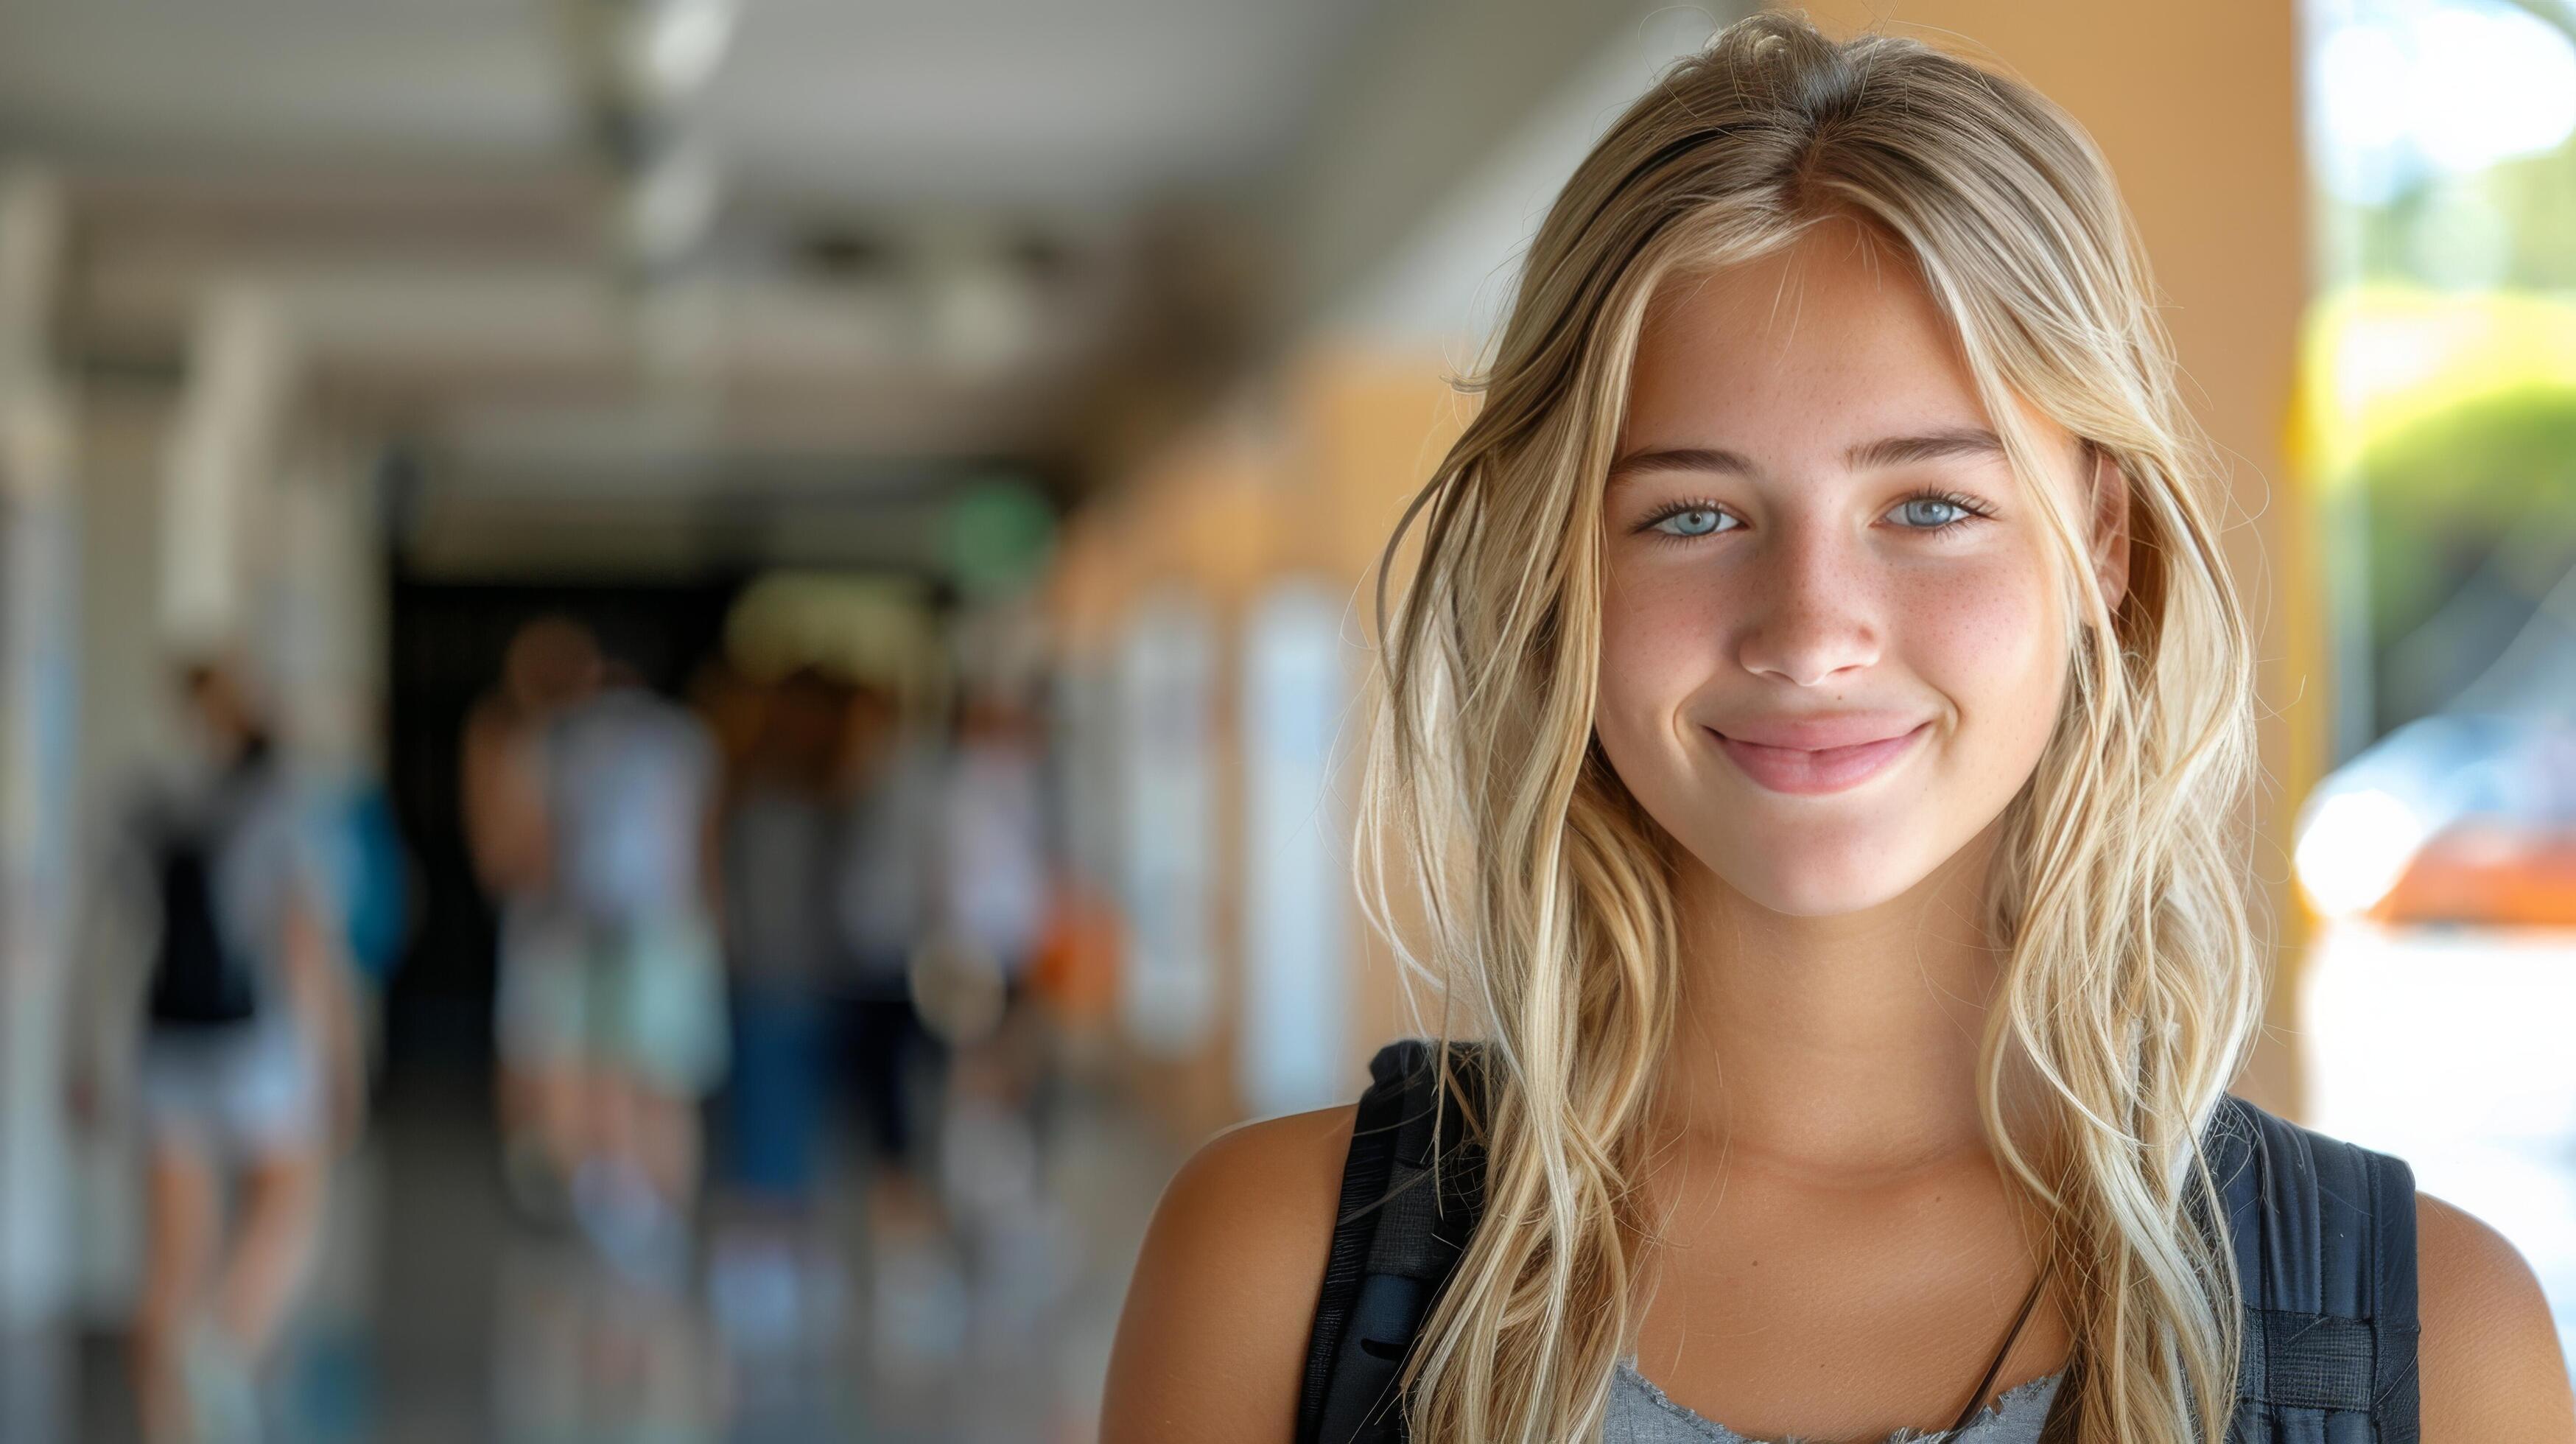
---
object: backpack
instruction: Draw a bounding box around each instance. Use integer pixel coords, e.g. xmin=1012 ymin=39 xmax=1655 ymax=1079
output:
xmin=144 ymin=745 xmax=276 ymax=1028
xmin=334 ymin=779 xmax=411 ymax=985
xmin=1299 ymin=1040 xmax=2421 ymax=1444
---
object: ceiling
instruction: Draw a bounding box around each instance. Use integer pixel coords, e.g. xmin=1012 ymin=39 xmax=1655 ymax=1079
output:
xmin=0 ymin=0 xmax=1390 ymax=207
xmin=0 ymin=0 xmax=1403 ymax=542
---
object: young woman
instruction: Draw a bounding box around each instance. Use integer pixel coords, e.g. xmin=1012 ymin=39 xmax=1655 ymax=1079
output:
xmin=1103 ymin=14 xmax=2574 ymax=1444
xmin=115 ymin=661 xmax=362 ymax=1442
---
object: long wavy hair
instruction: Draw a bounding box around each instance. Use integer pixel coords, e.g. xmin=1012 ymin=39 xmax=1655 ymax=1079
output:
xmin=1353 ymin=13 xmax=2265 ymax=1443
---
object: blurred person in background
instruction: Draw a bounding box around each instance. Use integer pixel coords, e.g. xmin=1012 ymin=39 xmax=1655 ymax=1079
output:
xmin=927 ymin=687 xmax=1056 ymax=1178
xmin=541 ymin=657 xmax=729 ymax=1283
xmin=832 ymin=680 xmax=964 ymax=1368
xmin=933 ymin=689 xmax=1052 ymax=1026
xmin=88 ymin=658 xmax=362 ymax=1443
xmin=708 ymin=666 xmax=852 ymax=1353
xmin=460 ymin=615 xmax=602 ymax=1221
xmin=933 ymin=684 xmax=1080 ymax=1342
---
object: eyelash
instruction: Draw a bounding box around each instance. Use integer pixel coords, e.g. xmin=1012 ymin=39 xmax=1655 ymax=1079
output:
xmin=1632 ymin=488 xmax=1997 ymax=544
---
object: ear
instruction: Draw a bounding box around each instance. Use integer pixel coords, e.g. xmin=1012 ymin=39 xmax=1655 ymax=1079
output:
xmin=2085 ymin=442 xmax=2130 ymax=620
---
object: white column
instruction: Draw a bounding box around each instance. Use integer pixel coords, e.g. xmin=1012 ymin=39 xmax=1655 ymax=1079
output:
xmin=0 ymin=163 xmax=80 ymax=1339
xmin=264 ymin=432 xmax=384 ymax=772
xmin=160 ymin=285 xmax=295 ymax=655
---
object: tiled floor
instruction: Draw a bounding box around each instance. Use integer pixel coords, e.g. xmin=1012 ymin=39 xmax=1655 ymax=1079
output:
xmin=55 ymin=1069 xmax=1179 ymax=1444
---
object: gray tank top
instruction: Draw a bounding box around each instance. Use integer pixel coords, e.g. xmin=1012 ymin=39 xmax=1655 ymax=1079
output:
xmin=1603 ymin=1361 xmax=2063 ymax=1444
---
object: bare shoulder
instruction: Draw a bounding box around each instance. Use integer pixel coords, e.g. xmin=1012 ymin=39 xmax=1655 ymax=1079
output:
xmin=1100 ymin=1102 xmax=1359 ymax=1444
xmin=2415 ymin=1191 xmax=2576 ymax=1440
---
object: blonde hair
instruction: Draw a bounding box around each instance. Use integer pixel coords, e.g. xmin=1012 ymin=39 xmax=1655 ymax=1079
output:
xmin=1355 ymin=13 xmax=2264 ymax=1443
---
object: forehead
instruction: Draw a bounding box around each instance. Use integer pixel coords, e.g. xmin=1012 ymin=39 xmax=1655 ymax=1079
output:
xmin=1623 ymin=220 xmax=1992 ymax=457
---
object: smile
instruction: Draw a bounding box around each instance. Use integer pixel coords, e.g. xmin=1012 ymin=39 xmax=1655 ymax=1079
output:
xmin=1708 ymin=721 xmax=1930 ymax=795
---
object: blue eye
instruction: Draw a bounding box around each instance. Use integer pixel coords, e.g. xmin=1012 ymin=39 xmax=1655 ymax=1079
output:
xmin=1652 ymin=506 xmax=1730 ymax=538
xmin=1890 ymin=491 xmax=1992 ymax=532
xmin=1894 ymin=497 xmax=1969 ymax=528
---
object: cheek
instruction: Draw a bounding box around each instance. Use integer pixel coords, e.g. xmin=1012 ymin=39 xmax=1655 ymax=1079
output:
xmin=1903 ymin=550 xmax=2067 ymax=782
xmin=1595 ymin=561 xmax=1716 ymax=746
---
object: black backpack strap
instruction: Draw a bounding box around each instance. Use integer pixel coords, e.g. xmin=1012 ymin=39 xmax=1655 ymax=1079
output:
xmin=2205 ymin=1096 xmax=2421 ymax=1443
xmin=1298 ymin=1040 xmax=1489 ymax=1444
xmin=1301 ymin=1070 xmax=2420 ymax=1444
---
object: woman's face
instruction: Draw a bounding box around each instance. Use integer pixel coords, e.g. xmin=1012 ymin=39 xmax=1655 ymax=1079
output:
xmin=1595 ymin=222 xmax=2119 ymax=919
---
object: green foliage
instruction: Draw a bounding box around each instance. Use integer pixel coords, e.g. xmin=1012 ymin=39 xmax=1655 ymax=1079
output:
xmin=2346 ymin=127 xmax=2576 ymax=290
xmin=2359 ymin=383 xmax=2576 ymax=653
xmin=2489 ymin=139 xmax=2576 ymax=292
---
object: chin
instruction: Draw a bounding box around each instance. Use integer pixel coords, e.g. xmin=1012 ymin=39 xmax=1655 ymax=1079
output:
xmin=1727 ymin=863 xmax=1918 ymax=918
xmin=1696 ymin=825 xmax=1932 ymax=918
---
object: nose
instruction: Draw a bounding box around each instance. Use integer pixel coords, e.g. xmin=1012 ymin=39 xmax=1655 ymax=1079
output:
xmin=1733 ymin=518 xmax=1883 ymax=687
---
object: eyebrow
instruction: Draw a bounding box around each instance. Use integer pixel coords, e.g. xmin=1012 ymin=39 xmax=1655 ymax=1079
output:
xmin=1605 ymin=426 xmax=2007 ymax=486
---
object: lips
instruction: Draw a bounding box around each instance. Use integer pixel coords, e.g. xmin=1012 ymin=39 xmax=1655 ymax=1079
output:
xmin=1708 ymin=715 xmax=1931 ymax=795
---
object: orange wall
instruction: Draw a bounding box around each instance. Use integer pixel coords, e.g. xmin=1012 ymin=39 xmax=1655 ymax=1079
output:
xmin=1050 ymin=353 xmax=1472 ymax=1135
xmin=1784 ymin=1 xmax=2322 ymax=1112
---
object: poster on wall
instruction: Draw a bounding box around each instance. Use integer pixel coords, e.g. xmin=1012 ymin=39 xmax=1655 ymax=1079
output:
xmin=1115 ymin=588 xmax=1218 ymax=1056
xmin=1238 ymin=580 xmax=1350 ymax=1117
xmin=1051 ymin=662 xmax=1119 ymax=894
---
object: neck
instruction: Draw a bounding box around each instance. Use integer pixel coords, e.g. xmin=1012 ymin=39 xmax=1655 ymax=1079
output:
xmin=1652 ymin=822 xmax=2011 ymax=1177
